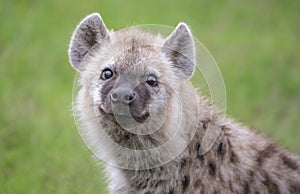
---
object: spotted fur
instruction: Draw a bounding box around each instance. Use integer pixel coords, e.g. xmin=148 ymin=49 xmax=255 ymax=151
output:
xmin=69 ymin=13 xmax=300 ymax=194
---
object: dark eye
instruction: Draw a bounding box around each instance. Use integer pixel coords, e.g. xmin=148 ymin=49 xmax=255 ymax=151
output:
xmin=100 ymin=68 xmax=113 ymax=80
xmin=146 ymin=75 xmax=158 ymax=87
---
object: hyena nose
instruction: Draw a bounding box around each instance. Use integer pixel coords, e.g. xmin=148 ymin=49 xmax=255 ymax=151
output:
xmin=111 ymin=88 xmax=136 ymax=105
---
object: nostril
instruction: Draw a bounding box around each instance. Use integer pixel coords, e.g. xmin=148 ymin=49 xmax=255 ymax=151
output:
xmin=112 ymin=93 xmax=118 ymax=99
xmin=111 ymin=92 xmax=118 ymax=102
xmin=125 ymin=92 xmax=135 ymax=100
xmin=124 ymin=94 xmax=130 ymax=101
xmin=111 ymin=88 xmax=136 ymax=104
xmin=124 ymin=92 xmax=136 ymax=104
xmin=129 ymin=92 xmax=135 ymax=101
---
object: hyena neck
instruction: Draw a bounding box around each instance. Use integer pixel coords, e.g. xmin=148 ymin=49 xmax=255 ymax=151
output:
xmin=106 ymin=103 xmax=216 ymax=193
xmin=106 ymin=98 xmax=300 ymax=193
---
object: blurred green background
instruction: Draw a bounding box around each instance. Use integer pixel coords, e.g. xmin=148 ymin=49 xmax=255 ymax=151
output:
xmin=0 ymin=0 xmax=299 ymax=193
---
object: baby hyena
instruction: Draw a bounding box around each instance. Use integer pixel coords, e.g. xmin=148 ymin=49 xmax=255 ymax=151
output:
xmin=68 ymin=13 xmax=300 ymax=194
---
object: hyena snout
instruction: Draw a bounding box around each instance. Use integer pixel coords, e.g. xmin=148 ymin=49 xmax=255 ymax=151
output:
xmin=111 ymin=87 xmax=136 ymax=105
xmin=109 ymin=81 xmax=150 ymax=125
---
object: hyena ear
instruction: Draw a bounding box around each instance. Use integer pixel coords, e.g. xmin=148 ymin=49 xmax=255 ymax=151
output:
xmin=68 ymin=13 xmax=110 ymax=71
xmin=162 ymin=23 xmax=195 ymax=78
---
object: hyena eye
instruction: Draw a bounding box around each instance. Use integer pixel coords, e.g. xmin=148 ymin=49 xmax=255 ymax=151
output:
xmin=100 ymin=68 xmax=113 ymax=80
xmin=146 ymin=74 xmax=158 ymax=87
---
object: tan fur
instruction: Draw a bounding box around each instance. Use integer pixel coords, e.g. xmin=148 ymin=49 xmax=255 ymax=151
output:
xmin=69 ymin=13 xmax=300 ymax=194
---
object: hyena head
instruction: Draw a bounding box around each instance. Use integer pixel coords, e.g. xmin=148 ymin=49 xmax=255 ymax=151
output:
xmin=69 ymin=13 xmax=199 ymax=165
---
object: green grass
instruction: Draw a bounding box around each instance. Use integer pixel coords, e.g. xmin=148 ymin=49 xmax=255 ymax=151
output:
xmin=0 ymin=0 xmax=299 ymax=193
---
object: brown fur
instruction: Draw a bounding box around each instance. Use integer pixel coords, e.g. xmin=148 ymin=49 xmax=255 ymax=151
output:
xmin=69 ymin=13 xmax=300 ymax=194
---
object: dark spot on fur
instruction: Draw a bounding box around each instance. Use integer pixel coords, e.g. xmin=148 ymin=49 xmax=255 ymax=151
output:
xmin=180 ymin=158 xmax=187 ymax=168
xmin=248 ymin=170 xmax=254 ymax=177
xmin=154 ymin=180 xmax=165 ymax=187
xmin=262 ymin=172 xmax=280 ymax=194
xmin=256 ymin=143 xmax=278 ymax=166
xmin=196 ymin=143 xmax=205 ymax=162
xmin=221 ymin=125 xmax=230 ymax=131
xmin=208 ymin=161 xmax=216 ymax=176
xmin=194 ymin=179 xmax=202 ymax=188
xmin=201 ymin=187 xmax=207 ymax=194
xmin=218 ymin=142 xmax=225 ymax=157
xmin=141 ymin=134 xmax=163 ymax=148
xmin=198 ymin=154 xmax=204 ymax=161
xmin=182 ymin=175 xmax=190 ymax=191
xmin=289 ymin=182 xmax=300 ymax=193
xmin=138 ymin=177 xmax=150 ymax=189
xmin=168 ymin=188 xmax=174 ymax=194
xmin=281 ymin=154 xmax=298 ymax=170
xmin=243 ymin=181 xmax=250 ymax=194
xmin=202 ymin=119 xmax=210 ymax=130
xmin=227 ymin=139 xmax=239 ymax=164
xmin=138 ymin=183 xmax=147 ymax=189
xmin=227 ymin=138 xmax=232 ymax=148
xmin=229 ymin=181 xmax=233 ymax=192
xmin=101 ymin=122 xmax=109 ymax=129
xmin=230 ymin=151 xmax=239 ymax=164
xmin=248 ymin=170 xmax=255 ymax=183
xmin=213 ymin=191 xmax=218 ymax=194
xmin=130 ymin=38 xmax=137 ymax=51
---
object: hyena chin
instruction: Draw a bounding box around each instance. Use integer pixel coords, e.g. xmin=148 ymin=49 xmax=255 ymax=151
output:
xmin=69 ymin=13 xmax=300 ymax=194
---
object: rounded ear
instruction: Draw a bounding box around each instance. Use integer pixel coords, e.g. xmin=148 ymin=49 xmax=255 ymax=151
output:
xmin=68 ymin=13 xmax=110 ymax=71
xmin=161 ymin=23 xmax=195 ymax=79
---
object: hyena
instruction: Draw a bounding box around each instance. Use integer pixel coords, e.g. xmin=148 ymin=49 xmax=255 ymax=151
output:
xmin=68 ymin=13 xmax=300 ymax=193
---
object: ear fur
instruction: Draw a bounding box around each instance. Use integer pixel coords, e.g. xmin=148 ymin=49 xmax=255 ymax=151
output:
xmin=68 ymin=13 xmax=110 ymax=71
xmin=162 ymin=23 xmax=195 ymax=78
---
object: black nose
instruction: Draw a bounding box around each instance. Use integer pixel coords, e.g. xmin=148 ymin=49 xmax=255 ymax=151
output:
xmin=111 ymin=87 xmax=136 ymax=105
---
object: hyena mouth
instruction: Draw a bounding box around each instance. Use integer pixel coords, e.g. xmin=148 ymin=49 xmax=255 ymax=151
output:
xmin=131 ymin=112 xmax=150 ymax=123
xmin=114 ymin=111 xmax=150 ymax=124
xmin=99 ymin=106 xmax=150 ymax=124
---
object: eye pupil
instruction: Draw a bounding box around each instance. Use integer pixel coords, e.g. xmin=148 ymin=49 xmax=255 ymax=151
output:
xmin=101 ymin=68 xmax=113 ymax=80
xmin=146 ymin=75 xmax=158 ymax=87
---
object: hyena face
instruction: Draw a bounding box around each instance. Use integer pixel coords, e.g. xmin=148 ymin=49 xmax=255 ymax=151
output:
xmin=94 ymin=45 xmax=175 ymax=133
xmin=69 ymin=13 xmax=196 ymax=136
